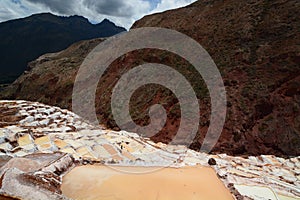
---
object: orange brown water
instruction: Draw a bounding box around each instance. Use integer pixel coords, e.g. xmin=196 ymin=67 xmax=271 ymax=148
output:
xmin=61 ymin=165 xmax=234 ymax=200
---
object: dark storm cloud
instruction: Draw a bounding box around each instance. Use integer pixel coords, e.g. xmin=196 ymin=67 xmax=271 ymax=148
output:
xmin=1 ymin=0 xmax=197 ymax=29
xmin=25 ymin=0 xmax=75 ymax=15
xmin=25 ymin=0 xmax=136 ymax=18
xmin=83 ymin=0 xmax=135 ymax=17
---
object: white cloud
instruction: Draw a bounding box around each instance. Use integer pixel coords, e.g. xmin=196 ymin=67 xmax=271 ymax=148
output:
xmin=0 ymin=0 xmax=197 ymax=29
xmin=151 ymin=0 xmax=197 ymax=14
xmin=0 ymin=0 xmax=51 ymax=22
xmin=75 ymin=0 xmax=151 ymax=29
xmin=0 ymin=1 xmax=31 ymax=22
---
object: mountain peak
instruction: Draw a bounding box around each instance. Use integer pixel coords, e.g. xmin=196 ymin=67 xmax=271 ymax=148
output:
xmin=99 ymin=18 xmax=114 ymax=25
xmin=0 ymin=13 xmax=126 ymax=83
xmin=29 ymin=13 xmax=89 ymax=23
xmin=68 ymin=14 xmax=89 ymax=22
xmin=31 ymin=12 xmax=55 ymax=17
xmin=29 ymin=12 xmax=57 ymax=20
xmin=102 ymin=18 xmax=111 ymax=23
xmin=96 ymin=18 xmax=127 ymax=32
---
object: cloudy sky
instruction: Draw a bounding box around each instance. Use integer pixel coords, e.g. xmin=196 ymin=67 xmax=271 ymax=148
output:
xmin=0 ymin=0 xmax=197 ymax=29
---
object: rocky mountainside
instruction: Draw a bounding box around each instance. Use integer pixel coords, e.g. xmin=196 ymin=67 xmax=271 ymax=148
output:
xmin=0 ymin=13 xmax=126 ymax=84
xmin=1 ymin=38 xmax=104 ymax=106
xmin=131 ymin=0 xmax=300 ymax=155
xmin=1 ymin=0 xmax=300 ymax=156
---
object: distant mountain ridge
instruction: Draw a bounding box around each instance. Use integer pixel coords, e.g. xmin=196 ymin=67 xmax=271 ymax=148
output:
xmin=0 ymin=13 xmax=126 ymax=83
